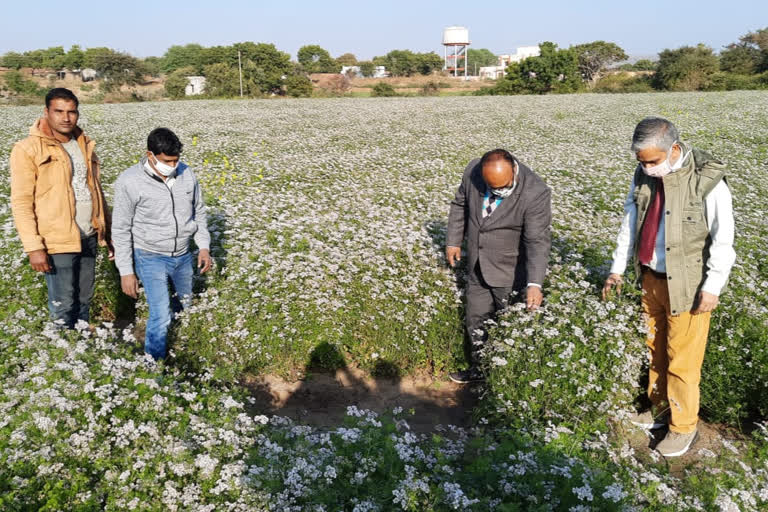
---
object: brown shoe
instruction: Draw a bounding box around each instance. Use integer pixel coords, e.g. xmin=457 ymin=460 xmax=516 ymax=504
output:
xmin=656 ymin=429 xmax=698 ymax=457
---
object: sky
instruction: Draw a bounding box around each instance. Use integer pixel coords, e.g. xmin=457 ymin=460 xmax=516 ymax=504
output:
xmin=1 ymin=0 xmax=766 ymax=60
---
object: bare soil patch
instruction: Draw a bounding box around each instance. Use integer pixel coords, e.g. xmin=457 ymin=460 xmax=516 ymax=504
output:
xmin=242 ymin=366 xmax=479 ymax=432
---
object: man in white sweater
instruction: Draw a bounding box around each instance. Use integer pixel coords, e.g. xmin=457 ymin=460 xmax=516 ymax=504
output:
xmin=603 ymin=117 xmax=735 ymax=457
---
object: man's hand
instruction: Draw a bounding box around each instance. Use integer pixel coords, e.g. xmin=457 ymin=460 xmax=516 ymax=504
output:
xmin=446 ymin=246 xmax=461 ymax=267
xmin=198 ymin=249 xmax=212 ymax=274
xmin=602 ymin=273 xmax=623 ymax=301
xmin=526 ymin=286 xmax=543 ymax=310
xmin=28 ymin=249 xmax=51 ymax=273
xmin=107 ymin=241 xmax=115 ymax=262
xmin=121 ymin=274 xmax=139 ymax=299
xmin=692 ymin=291 xmax=719 ymax=315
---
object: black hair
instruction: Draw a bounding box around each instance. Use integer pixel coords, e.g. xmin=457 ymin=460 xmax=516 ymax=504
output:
xmin=480 ymin=148 xmax=516 ymax=168
xmin=45 ymin=88 xmax=79 ymax=108
xmin=147 ymin=128 xmax=183 ymax=156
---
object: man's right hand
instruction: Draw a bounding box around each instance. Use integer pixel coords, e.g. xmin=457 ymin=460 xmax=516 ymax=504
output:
xmin=446 ymin=246 xmax=462 ymax=267
xmin=602 ymin=273 xmax=624 ymax=301
xmin=121 ymin=274 xmax=139 ymax=299
xmin=28 ymin=249 xmax=51 ymax=273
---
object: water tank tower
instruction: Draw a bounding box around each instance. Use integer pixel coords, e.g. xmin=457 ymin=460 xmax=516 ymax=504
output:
xmin=443 ymin=26 xmax=470 ymax=78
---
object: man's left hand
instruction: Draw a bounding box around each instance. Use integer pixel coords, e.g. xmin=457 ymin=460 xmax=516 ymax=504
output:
xmin=692 ymin=291 xmax=718 ymax=315
xmin=526 ymin=286 xmax=543 ymax=311
xmin=197 ymin=249 xmax=212 ymax=274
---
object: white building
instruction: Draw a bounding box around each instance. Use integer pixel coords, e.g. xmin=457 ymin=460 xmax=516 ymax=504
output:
xmin=185 ymin=76 xmax=206 ymax=96
xmin=479 ymin=46 xmax=541 ymax=79
xmin=340 ymin=65 xmax=387 ymax=78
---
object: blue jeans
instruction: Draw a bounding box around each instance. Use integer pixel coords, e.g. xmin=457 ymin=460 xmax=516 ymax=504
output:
xmin=133 ymin=249 xmax=193 ymax=360
xmin=44 ymin=235 xmax=98 ymax=328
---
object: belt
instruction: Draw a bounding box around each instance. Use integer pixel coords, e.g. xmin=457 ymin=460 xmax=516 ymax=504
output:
xmin=641 ymin=266 xmax=667 ymax=279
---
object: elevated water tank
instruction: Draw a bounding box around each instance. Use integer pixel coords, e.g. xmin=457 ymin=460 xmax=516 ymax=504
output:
xmin=442 ymin=26 xmax=470 ymax=45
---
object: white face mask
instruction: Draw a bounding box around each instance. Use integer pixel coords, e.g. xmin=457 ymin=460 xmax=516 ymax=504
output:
xmin=146 ymin=153 xmax=178 ymax=177
xmin=491 ymin=186 xmax=514 ymax=198
xmin=641 ymin=144 xmax=685 ymax=178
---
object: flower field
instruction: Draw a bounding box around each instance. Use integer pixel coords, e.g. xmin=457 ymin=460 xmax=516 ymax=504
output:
xmin=1 ymin=92 xmax=767 ymax=510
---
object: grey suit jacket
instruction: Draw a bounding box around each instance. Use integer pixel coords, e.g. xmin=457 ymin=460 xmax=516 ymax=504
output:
xmin=447 ymin=157 xmax=552 ymax=288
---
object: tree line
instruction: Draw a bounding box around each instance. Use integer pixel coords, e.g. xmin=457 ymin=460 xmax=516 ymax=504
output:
xmin=479 ymin=27 xmax=768 ymax=95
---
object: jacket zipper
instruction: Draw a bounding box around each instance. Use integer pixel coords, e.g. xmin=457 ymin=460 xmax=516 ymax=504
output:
xmin=167 ymin=183 xmax=179 ymax=256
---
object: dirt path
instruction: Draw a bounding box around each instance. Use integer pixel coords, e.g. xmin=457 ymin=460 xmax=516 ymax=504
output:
xmin=242 ymin=367 xmax=479 ymax=432
xmin=620 ymin=420 xmax=746 ymax=477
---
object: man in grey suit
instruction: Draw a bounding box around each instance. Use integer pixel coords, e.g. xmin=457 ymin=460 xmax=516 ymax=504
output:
xmin=446 ymin=149 xmax=552 ymax=383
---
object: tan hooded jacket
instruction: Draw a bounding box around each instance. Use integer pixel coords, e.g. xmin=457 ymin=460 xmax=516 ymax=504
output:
xmin=10 ymin=118 xmax=111 ymax=254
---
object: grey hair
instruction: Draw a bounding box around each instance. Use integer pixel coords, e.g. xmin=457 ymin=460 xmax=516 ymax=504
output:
xmin=631 ymin=117 xmax=679 ymax=152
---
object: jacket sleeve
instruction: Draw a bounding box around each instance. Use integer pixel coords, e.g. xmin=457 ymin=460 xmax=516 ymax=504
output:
xmin=111 ymin=175 xmax=137 ymax=276
xmin=192 ymin=178 xmax=210 ymax=251
xmin=9 ymin=143 xmax=46 ymax=253
xmin=93 ymin=152 xmax=112 ymax=244
xmin=446 ymin=161 xmax=474 ymax=247
xmin=522 ymin=186 xmax=552 ymax=286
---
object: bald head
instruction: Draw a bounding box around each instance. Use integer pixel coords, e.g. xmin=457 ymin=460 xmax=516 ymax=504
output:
xmin=480 ymin=149 xmax=517 ymax=189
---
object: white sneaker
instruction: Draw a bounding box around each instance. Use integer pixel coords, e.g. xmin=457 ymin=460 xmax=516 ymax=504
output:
xmin=629 ymin=408 xmax=670 ymax=430
xmin=656 ymin=429 xmax=699 ymax=457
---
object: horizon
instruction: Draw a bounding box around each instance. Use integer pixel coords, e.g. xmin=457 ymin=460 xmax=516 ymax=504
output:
xmin=1 ymin=0 xmax=766 ymax=61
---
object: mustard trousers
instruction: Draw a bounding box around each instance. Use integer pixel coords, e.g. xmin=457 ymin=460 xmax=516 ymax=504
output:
xmin=641 ymin=269 xmax=711 ymax=434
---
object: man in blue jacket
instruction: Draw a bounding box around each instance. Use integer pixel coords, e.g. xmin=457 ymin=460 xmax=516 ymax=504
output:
xmin=112 ymin=128 xmax=211 ymax=360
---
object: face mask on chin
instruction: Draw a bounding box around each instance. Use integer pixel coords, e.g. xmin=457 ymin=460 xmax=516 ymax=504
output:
xmin=491 ymin=185 xmax=514 ymax=198
xmin=145 ymin=153 xmax=178 ymax=177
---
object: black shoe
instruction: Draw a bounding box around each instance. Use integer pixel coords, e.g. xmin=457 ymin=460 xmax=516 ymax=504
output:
xmin=449 ymin=368 xmax=484 ymax=384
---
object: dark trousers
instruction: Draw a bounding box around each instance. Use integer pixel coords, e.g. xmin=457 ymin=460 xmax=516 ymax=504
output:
xmin=464 ymin=262 xmax=515 ymax=367
xmin=44 ymin=235 xmax=98 ymax=328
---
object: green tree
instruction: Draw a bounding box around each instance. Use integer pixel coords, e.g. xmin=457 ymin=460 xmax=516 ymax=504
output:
xmin=165 ymin=66 xmax=195 ymax=99
xmin=285 ymin=74 xmax=313 ymax=97
xmin=64 ymin=45 xmax=85 ymax=70
xmin=39 ymin=46 xmax=66 ymax=69
xmin=358 ymin=60 xmax=375 ymax=77
xmin=571 ymin=41 xmax=628 ymax=86
xmin=86 ymin=49 xmax=144 ymax=91
xmin=494 ymin=42 xmax=582 ymax=95
xmin=415 ymin=52 xmax=443 ymax=75
xmin=632 ymin=59 xmax=657 ymax=71
xmin=336 ymin=53 xmax=357 ymax=66
xmin=235 ymin=42 xmax=292 ymax=94
xmin=467 ymin=48 xmax=498 ymax=70
xmin=720 ymin=27 xmax=768 ymax=74
xmin=654 ymin=44 xmax=719 ymax=90
xmin=297 ymin=45 xmax=340 ymax=73
xmin=162 ymin=43 xmax=206 ymax=73
xmin=1 ymin=51 xmax=26 ymax=69
xmin=202 ymin=62 xmax=240 ymax=97
xmin=141 ymin=56 xmax=163 ymax=77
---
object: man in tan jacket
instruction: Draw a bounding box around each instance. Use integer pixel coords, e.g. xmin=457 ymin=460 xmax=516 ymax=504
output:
xmin=10 ymin=88 xmax=112 ymax=328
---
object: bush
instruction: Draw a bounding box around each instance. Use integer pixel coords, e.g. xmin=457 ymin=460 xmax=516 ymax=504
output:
xmin=419 ymin=81 xmax=440 ymax=96
xmin=285 ymin=74 xmax=313 ymax=98
xmin=703 ymin=72 xmax=768 ymax=91
xmin=593 ymin=72 xmax=655 ymax=93
xmin=165 ymin=66 xmax=195 ymax=99
xmin=371 ymin=81 xmax=397 ymax=97
xmin=2 ymin=70 xmax=45 ymax=97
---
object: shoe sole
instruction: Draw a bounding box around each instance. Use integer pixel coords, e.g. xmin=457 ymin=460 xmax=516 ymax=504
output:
xmin=658 ymin=430 xmax=699 ymax=457
xmin=449 ymin=375 xmax=483 ymax=384
xmin=630 ymin=420 xmax=667 ymax=430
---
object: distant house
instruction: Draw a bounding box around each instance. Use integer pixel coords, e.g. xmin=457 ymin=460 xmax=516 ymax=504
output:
xmin=340 ymin=65 xmax=387 ymax=79
xmin=185 ymin=76 xmax=206 ymax=96
xmin=81 ymin=68 xmax=98 ymax=82
xmin=479 ymin=46 xmax=541 ymax=79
